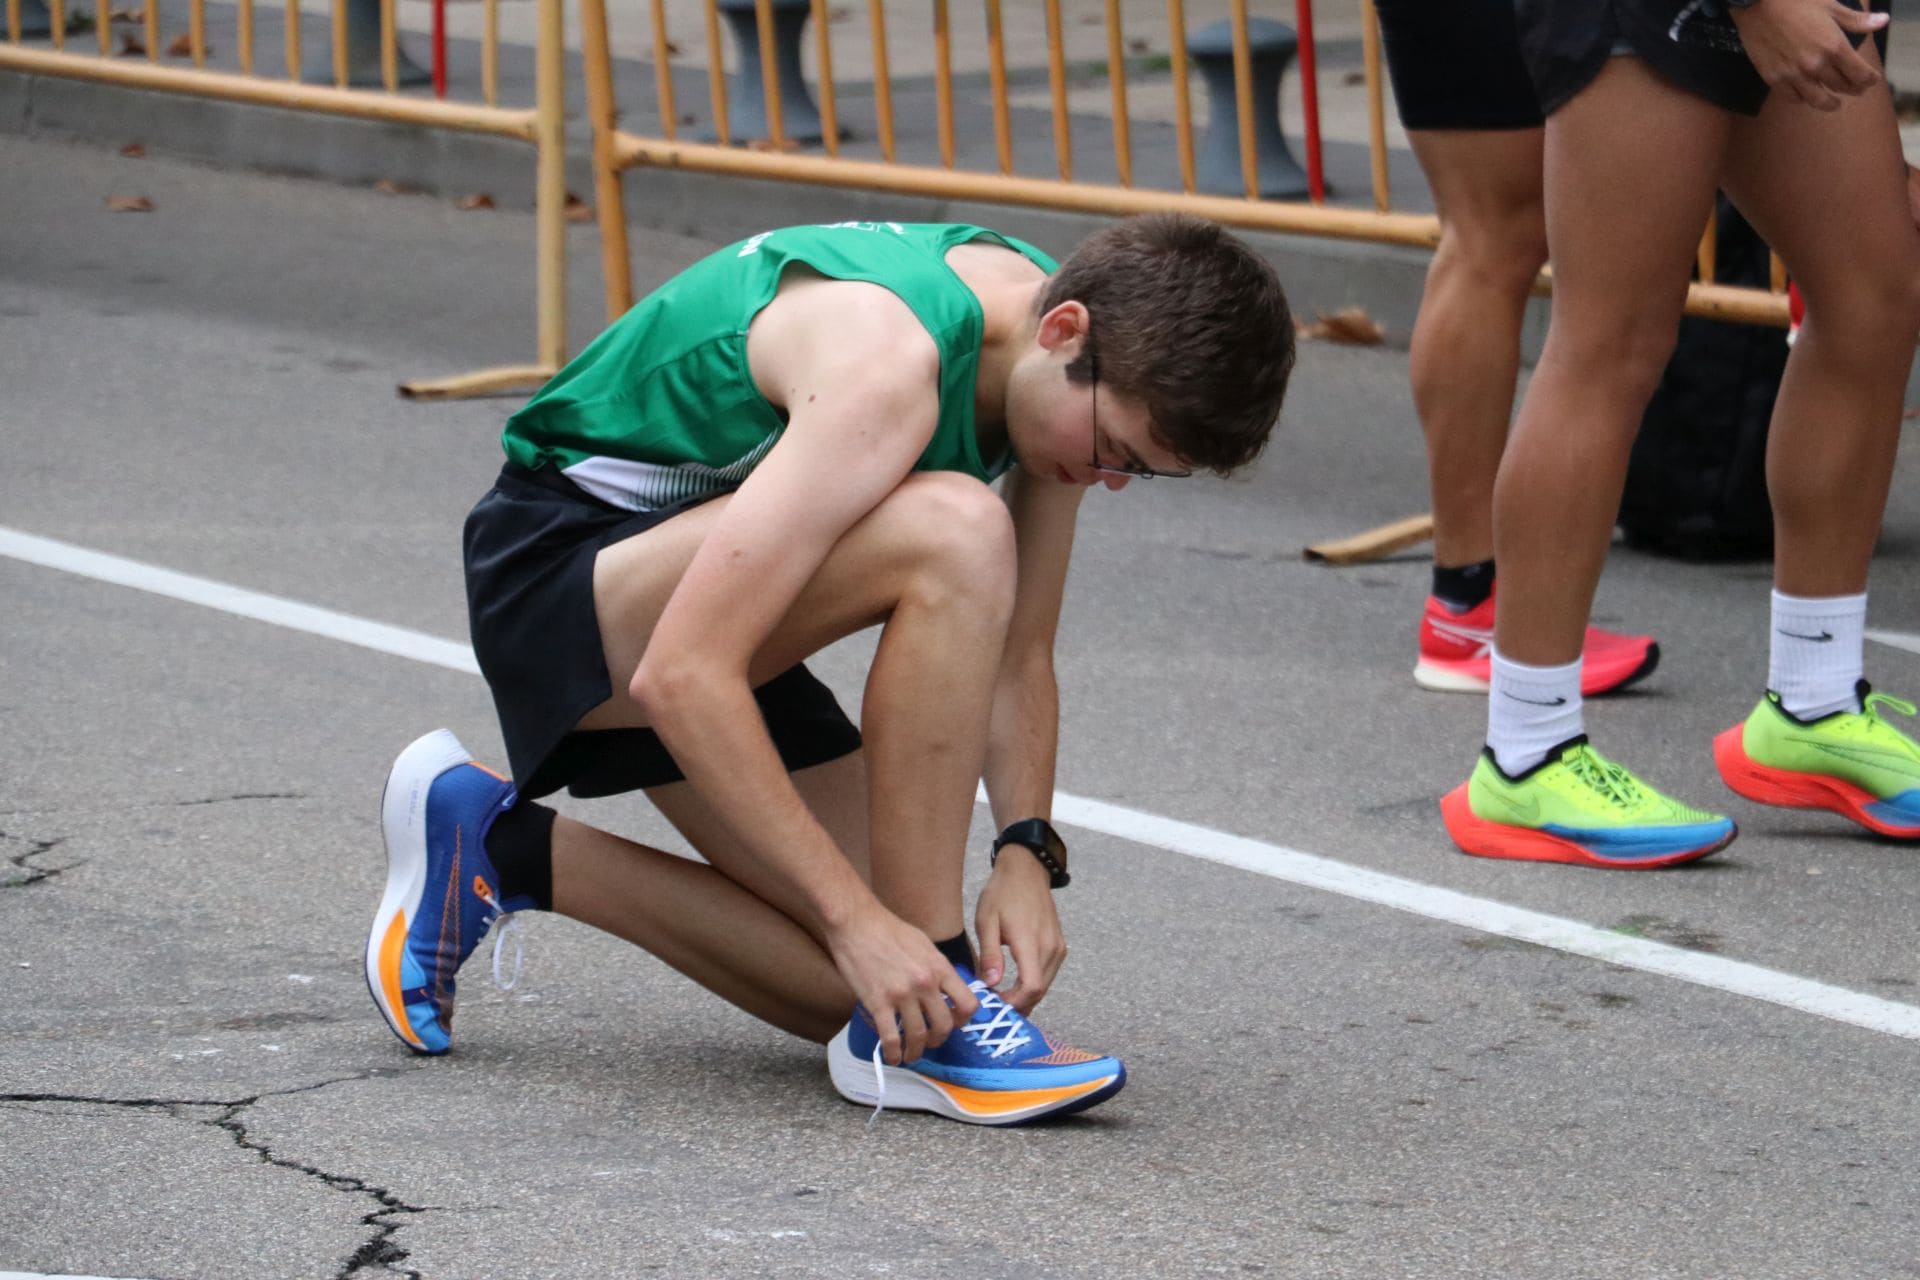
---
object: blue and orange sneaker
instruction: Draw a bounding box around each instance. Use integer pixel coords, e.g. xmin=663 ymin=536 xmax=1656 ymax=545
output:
xmin=826 ymin=967 xmax=1126 ymax=1126
xmin=1441 ymin=736 xmax=1735 ymax=869
xmin=365 ymin=729 xmax=526 ymax=1055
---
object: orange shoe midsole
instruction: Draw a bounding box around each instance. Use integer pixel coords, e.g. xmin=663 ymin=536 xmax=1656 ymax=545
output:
xmin=1713 ymin=726 xmax=1920 ymax=836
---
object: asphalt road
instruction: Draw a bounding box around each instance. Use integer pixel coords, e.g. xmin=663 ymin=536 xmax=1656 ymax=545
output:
xmin=3 ymin=132 xmax=1918 ymax=1279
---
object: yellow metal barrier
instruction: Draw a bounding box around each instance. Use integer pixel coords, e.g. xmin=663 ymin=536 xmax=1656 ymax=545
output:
xmin=583 ymin=0 xmax=1787 ymax=330
xmin=1 ymin=0 xmax=569 ymax=398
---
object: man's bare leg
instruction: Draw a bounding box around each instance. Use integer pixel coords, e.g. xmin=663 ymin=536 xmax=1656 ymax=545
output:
xmin=1406 ymin=126 xmax=1548 ymax=568
xmin=1493 ymin=61 xmax=1729 ymax=667
xmin=1721 ymin=40 xmax=1920 ymax=601
xmin=549 ymin=473 xmax=1015 ymax=1039
xmin=551 ymin=754 xmax=870 ymax=1045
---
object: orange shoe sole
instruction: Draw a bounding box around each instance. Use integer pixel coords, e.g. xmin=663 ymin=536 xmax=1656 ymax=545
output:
xmin=1439 ymin=784 xmax=1734 ymax=870
xmin=1712 ymin=725 xmax=1920 ymax=839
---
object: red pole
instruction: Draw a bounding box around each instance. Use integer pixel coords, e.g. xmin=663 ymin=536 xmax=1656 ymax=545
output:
xmin=1294 ymin=0 xmax=1324 ymax=202
xmin=432 ymin=0 xmax=447 ymax=98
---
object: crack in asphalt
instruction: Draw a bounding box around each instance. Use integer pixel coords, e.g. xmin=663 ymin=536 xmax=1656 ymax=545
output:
xmin=174 ymin=792 xmax=306 ymax=806
xmin=1 ymin=832 xmax=75 ymax=887
xmin=2 ymin=1073 xmax=427 ymax=1278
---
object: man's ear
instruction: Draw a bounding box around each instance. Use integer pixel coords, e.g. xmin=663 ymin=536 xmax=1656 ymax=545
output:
xmin=1033 ymin=299 xmax=1090 ymax=355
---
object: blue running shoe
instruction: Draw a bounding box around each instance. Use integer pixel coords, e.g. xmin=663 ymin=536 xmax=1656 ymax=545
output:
xmin=826 ymin=966 xmax=1126 ymax=1126
xmin=365 ymin=729 xmax=525 ymax=1055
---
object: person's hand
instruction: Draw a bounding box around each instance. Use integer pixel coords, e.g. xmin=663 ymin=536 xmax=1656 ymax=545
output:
xmin=1731 ymin=0 xmax=1888 ymax=111
xmin=974 ymin=844 xmax=1066 ymax=1014
xmin=825 ymin=903 xmax=978 ymax=1065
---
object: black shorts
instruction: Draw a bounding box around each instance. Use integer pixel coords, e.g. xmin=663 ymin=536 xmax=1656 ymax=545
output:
xmin=463 ymin=462 xmax=862 ymax=801
xmin=1376 ymin=0 xmax=1543 ymax=131
xmin=1515 ymin=0 xmax=1884 ymax=119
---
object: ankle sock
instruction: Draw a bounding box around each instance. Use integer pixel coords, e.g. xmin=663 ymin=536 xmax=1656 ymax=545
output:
xmin=485 ymin=799 xmax=555 ymax=912
xmin=1769 ymin=589 xmax=1866 ymax=720
xmin=1487 ymin=650 xmax=1584 ymax=775
xmin=933 ymin=932 xmax=976 ymax=973
xmin=1433 ymin=559 xmax=1496 ymax=612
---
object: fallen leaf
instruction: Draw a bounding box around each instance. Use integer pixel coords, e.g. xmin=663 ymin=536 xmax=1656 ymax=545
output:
xmin=1126 ymin=37 xmax=1150 ymax=53
xmin=563 ymin=191 xmax=594 ymax=223
xmin=1343 ymin=69 xmax=1365 ymax=86
xmin=106 ymin=194 xmax=155 ymax=212
xmin=116 ymin=31 xmax=144 ymax=55
xmin=663 ymin=38 xmax=681 ymax=56
xmin=678 ymin=112 xmax=698 ymax=126
xmin=372 ymin=178 xmax=417 ymax=195
xmin=120 ymin=142 xmax=146 ymax=158
xmin=1299 ymin=306 xmax=1382 ymax=345
xmin=456 ymin=192 xmax=496 ymax=210
xmin=165 ymin=32 xmax=193 ymax=57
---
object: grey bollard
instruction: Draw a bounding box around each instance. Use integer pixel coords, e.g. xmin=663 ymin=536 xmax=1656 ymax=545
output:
xmin=18 ymin=0 xmax=52 ymax=38
xmin=1187 ymin=17 xmax=1312 ymax=200
xmin=709 ymin=0 xmax=823 ymax=144
xmin=344 ymin=0 xmax=431 ymax=88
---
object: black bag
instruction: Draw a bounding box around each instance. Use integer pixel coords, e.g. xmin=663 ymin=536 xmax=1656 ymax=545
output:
xmin=1616 ymin=197 xmax=1785 ymax=559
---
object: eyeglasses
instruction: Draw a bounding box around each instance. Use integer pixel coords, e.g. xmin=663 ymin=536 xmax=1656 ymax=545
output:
xmin=1086 ymin=352 xmax=1193 ymax=480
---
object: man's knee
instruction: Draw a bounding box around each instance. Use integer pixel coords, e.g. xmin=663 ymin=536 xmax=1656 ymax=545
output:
xmin=1549 ymin=302 xmax=1684 ymax=411
xmin=1800 ymin=269 xmax=1920 ymax=356
xmin=1439 ymin=203 xmax=1548 ymax=296
xmin=883 ymin=473 xmax=1017 ymax=618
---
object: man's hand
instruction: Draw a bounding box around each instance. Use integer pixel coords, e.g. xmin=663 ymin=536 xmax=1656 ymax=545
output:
xmin=825 ymin=904 xmax=978 ymax=1066
xmin=1731 ymin=0 xmax=1888 ymax=112
xmin=974 ymin=845 xmax=1066 ymax=1014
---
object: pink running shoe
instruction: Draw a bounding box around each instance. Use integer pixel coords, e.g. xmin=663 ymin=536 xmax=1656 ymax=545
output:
xmin=1414 ymin=591 xmax=1659 ymax=696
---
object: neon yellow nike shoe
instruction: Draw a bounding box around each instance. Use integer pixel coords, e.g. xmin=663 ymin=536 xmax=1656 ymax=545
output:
xmin=1442 ymin=737 xmax=1735 ymax=869
xmin=1713 ymin=683 xmax=1920 ymax=838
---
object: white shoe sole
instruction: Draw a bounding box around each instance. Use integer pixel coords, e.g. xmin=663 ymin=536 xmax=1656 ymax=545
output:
xmin=364 ymin=729 xmax=472 ymax=1054
xmin=1413 ymin=660 xmax=1491 ymax=694
xmin=826 ymin=1025 xmax=1122 ymax=1127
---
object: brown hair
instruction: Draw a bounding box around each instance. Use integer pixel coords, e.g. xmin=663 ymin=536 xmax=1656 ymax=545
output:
xmin=1039 ymin=213 xmax=1294 ymax=475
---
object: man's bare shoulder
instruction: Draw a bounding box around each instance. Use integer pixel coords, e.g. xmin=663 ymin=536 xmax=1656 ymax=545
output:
xmin=747 ymin=273 xmax=941 ymax=412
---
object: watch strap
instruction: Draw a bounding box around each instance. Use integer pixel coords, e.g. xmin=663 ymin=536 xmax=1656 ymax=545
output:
xmin=991 ymin=818 xmax=1070 ymax=889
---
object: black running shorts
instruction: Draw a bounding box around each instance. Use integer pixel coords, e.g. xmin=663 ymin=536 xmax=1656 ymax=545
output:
xmin=1375 ymin=0 xmax=1543 ymax=131
xmin=1515 ymin=0 xmax=1885 ymax=119
xmin=463 ymin=462 xmax=862 ymax=800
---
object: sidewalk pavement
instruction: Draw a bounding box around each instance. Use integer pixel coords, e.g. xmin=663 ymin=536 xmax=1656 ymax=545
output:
xmin=6 ymin=0 xmax=1920 ymax=348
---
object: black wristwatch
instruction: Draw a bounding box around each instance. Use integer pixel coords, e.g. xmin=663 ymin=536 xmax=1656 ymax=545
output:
xmin=991 ymin=818 xmax=1070 ymax=889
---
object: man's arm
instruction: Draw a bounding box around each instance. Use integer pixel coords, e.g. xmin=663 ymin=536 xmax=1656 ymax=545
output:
xmin=631 ymin=280 xmax=977 ymax=1063
xmin=975 ymin=468 xmax=1086 ymax=1011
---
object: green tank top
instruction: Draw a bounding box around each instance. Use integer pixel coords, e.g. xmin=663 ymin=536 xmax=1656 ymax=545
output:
xmin=501 ymin=221 xmax=1058 ymax=511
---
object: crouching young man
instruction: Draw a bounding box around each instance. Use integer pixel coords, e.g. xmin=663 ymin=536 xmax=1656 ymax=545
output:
xmin=365 ymin=214 xmax=1295 ymax=1125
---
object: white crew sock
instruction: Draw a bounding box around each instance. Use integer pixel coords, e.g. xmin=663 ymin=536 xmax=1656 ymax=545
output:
xmin=1769 ymin=589 xmax=1866 ymax=720
xmin=1487 ymin=651 xmax=1585 ymax=776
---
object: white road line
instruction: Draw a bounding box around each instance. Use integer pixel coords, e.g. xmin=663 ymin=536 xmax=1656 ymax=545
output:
xmin=0 ymin=528 xmax=478 ymax=675
xmin=1867 ymin=628 xmax=1920 ymax=659
xmin=9 ymin=525 xmax=1920 ymax=1042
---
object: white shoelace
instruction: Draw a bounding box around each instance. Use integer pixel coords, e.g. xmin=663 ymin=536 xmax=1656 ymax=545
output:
xmin=866 ymin=1042 xmax=887 ymax=1130
xmin=861 ymin=986 xmax=1033 ymax=1129
xmin=961 ymin=988 xmax=1032 ymax=1058
xmin=489 ymin=914 xmax=524 ymax=992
